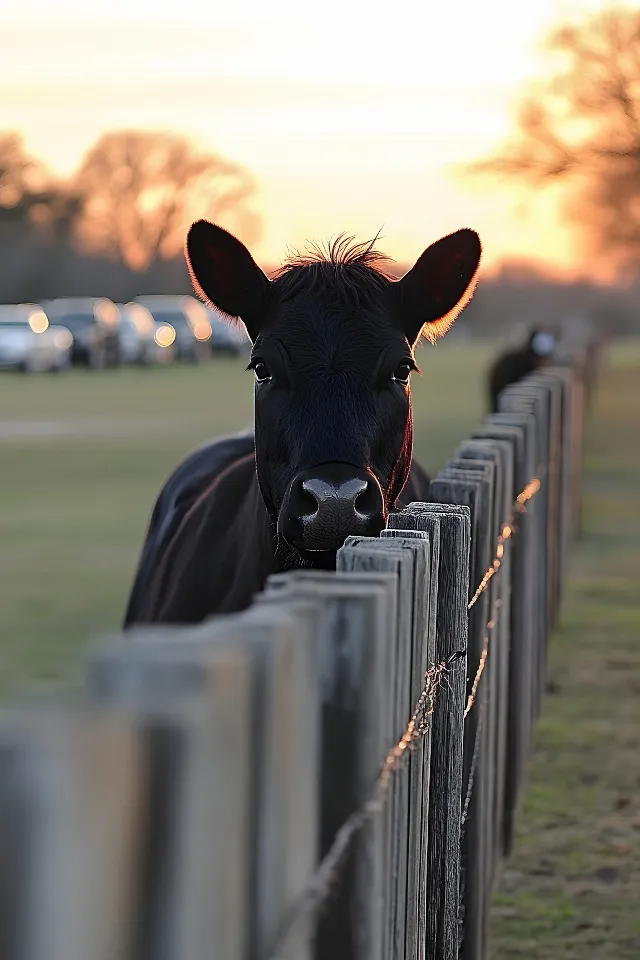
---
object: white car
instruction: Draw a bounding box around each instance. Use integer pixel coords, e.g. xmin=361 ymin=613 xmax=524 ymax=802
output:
xmin=0 ymin=304 xmax=73 ymax=372
xmin=42 ymin=297 xmax=121 ymax=368
xmin=117 ymin=302 xmax=176 ymax=366
xmin=135 ymin=295 xmax=212 ymax=362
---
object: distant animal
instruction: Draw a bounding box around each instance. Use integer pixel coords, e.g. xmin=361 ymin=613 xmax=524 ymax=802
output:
xmin=124 ymin=221 xmax=482 ymax=626
xmin=488 ymin=329 xmax=556 ymax=413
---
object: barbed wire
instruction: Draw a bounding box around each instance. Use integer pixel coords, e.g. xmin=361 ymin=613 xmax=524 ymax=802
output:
xmin=458 ymin=470 xmax=543 ymax=939
xmin=266 ymin=473 xmax=542 ymax=960
xmin=458 ymin=694 xmax=487 ymax=941
xmin=266 ymin=652 xmax=461 ymax=960
xmin=467 ymin=477 xmax=540 ymax=610
xmin=464 ymin=598 xmax=501 ymax=719
xmin=461 ymin=474 xmax=542 ymax=822
xmin=461 ymin=697 xmax=486 ymax=829
xmin=463 ymin=469 xmax=542 ymax=726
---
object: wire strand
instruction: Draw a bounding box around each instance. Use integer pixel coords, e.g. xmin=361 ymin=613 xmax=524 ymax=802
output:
xmin=266 ymin=473 xmax=542 ymax=959
xmin=265 ymin=657 xmax=452 ymax=960
xmin=468 ymin=477 xmax=540 ymax=610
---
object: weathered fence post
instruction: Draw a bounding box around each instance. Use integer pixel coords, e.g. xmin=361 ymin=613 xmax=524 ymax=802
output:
xmin=426 ymin=465 xmax=495 ymax=960
xmin=88 ymin=603 xmax=319 ymax=960
xmin=387 ymin=504 xmax=470 ymax=960
xmin=264 ymin=569 xmax=397 ymax=960
xmin=456 ymin=439 xmax=513 ymax=894
xmin=487 ymin=409 xmax=537 ymax=837
xmin=87 ymin=638 xmax=254 ymax=960
xmin=469 ymin=421 xmax=527 ymax=855
xmin=542 ymin=365 xmax=581 ymax=593
xmin=499 ymin=384 xmax=548 ymax=721
xmin=380 ymin=526 xmax=441 ymax=960
xmin=0 ymin=701 xmax=144 ymax=960
xmin=337 ymin=536 xmax=435 ymax=960
xmin=530 ymin=373 xmax=563 ymax=632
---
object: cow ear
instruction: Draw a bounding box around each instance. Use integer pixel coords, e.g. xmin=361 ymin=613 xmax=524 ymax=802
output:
xmin=185 ymin=220 xmax=270 ymax=341
xmin=396 ymin=229 xmax=481 ymax=346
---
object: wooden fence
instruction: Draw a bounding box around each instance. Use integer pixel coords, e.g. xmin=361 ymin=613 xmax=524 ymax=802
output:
xmin=0 ymin=343 xmax=595 ymax=960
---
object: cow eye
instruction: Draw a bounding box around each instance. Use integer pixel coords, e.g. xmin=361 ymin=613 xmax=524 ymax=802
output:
xmin=391 ymin=362 xmax=413 ymax=385
xmin=252 ymin=360 xmax=271 ymax=383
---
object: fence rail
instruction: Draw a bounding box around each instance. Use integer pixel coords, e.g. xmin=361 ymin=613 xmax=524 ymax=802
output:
xmin=0 ymin=341 xmax=596 ymax=960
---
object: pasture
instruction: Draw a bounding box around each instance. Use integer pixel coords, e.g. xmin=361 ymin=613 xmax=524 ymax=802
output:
xmin=0 ymin=339 xmax=638 ymax=958
xmin=0 ymin=342 xmax=495 ymax=695
xmin=490 ymin=341 xmax=640 ymax=958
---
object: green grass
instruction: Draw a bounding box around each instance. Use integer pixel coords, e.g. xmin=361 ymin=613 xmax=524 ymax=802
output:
xmin=490 ymin=342 xmax=640 ymax=959
xmin=0 ymin=341 xmax=495 ymax=695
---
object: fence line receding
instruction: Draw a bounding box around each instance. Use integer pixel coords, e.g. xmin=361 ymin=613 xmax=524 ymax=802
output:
xmin=0 ymin=339 xmax=597 ymax=960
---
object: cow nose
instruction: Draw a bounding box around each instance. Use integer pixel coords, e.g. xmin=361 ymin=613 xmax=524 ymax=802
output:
xmin=278 ymin=463 xmax=385 ymax=553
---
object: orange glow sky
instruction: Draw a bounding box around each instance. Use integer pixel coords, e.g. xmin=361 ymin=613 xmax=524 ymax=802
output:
xmin=0 ymin=0 xmax=629 ymax=277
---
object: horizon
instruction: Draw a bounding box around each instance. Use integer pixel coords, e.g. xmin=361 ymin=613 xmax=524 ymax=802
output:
xmin=1 ymin=0 xmax=633 ymax=283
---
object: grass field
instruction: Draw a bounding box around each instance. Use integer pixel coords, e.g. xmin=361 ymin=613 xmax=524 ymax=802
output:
xmin=1 ymin=339 xmax=638 ymax=957
xmin=0 ymin=340 xmax=496 ymax=695
xmin=490 ymin=341 xmax=640 ymax=959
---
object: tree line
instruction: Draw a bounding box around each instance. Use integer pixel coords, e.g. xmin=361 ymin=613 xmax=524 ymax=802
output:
xmin=3 ymin=6 xmax=640 ymax=331
xmin=0 ymin=129 xmax=259 ymax=304
xmin=470 ymin=6 xmax=640 ymax=284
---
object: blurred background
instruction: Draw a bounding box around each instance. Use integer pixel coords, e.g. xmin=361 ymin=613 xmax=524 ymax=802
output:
xmin=2 ymin=0 xmax=639 ymax=675
xmin=1 ymin=2 xmax=640 ymax=953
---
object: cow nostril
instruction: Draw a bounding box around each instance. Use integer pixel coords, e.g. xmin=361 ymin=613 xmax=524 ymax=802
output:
xmin=297 ymin=486 xmax=319 ymax=518
xmin=279 ymin=464 xmax=385 ymax=553
xmin=354 ymin=479 xmax=379 ymax=518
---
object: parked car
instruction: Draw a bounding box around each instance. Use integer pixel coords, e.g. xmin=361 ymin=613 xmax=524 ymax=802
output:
xmin=0 ymin=304 xmax=73 ymax=372
xmin=117 ymin=302 xmax=176 ymax=366
xmin=204 ymin=304 xmax=252 ymax=356
xmin=41 ymin=297 xmax=121 ymax=368
xmin=135 ymin=296 xmax=211 ymax=362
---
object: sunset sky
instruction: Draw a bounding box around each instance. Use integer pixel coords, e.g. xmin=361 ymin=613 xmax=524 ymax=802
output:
xmin=1 ymin=0 xmax=630 ymax=276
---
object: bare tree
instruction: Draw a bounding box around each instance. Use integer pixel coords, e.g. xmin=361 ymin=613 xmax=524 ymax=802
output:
xmin=0 ymin=133 xmax=87 ymax=300
xmin=0 ymin=133 xmax=82 ymax=232
xmin=74 ymin=130 xmax=259 ymax=270
xmin=0 ymin=133 xmax=44 ymax=209
xmin=467 ymin=8 xmax=640 ymax=279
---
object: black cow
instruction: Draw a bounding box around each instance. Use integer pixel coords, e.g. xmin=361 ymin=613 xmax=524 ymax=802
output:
xmin=124 ymin=222 xmax=482 ymax=625
xmin=488 ymin=329 xmax=557 ymax=413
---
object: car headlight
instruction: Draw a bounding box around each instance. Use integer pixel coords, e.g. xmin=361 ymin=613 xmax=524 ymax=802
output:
xmin=193 ymin=320 xmax=212 ymax=341
xmin=53 ymin=330 xmax=73 ymax=350
xmin=154 ymin=324 xmax=176 ymax=347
